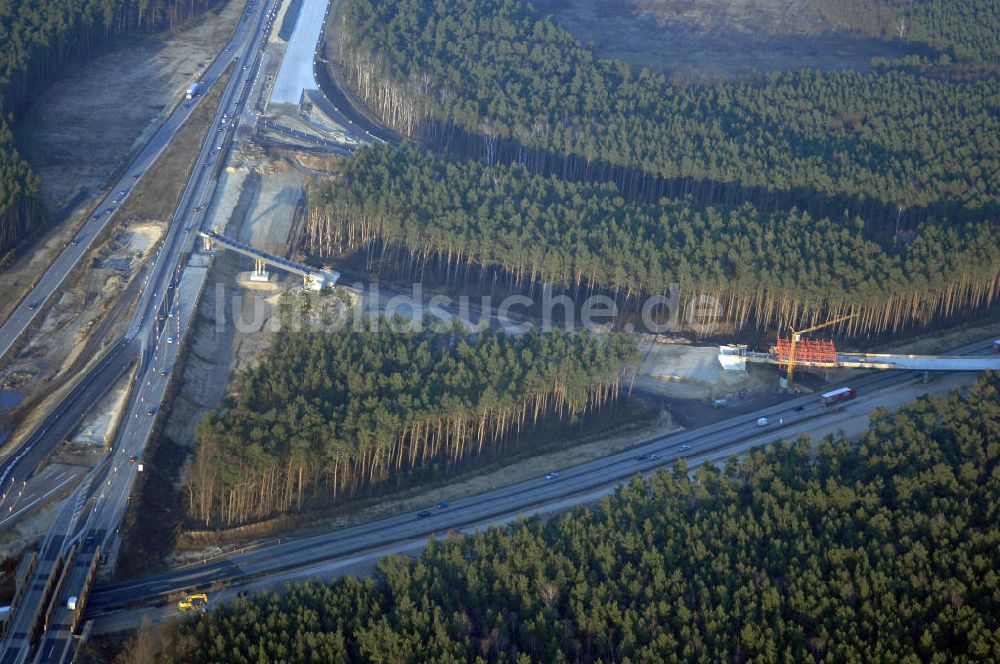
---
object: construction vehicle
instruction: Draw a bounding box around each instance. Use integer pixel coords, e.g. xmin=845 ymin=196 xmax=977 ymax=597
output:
xmin=178 ymin=593 xmax=209 ymax=612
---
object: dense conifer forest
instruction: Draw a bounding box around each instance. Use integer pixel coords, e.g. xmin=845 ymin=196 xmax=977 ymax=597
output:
xmin=898 ymin=0 xmax=1000 ymax=62
xmin=138 ymin=373 xmax=1000 ymax=662
xmin=308 ymin=0 xmax=1000 ymax=334
xmin=187 ymin=319 xmax=637 ymax=527
xmin=810 ymin=0 xmax=1000 ymax=61
xmin=309 ymin=145 xmax=1000 ymax=335
xmin=0 ymin=0 xmax=219 ymax=255
xmin=339 ymin=0 xmax=999 ymax=218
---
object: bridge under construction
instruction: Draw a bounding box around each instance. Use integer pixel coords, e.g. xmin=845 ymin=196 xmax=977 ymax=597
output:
xmin=718 ymin=340 xmax=1000 ymax=374
xmin=200 ymin=230 xmax=339 ymax=291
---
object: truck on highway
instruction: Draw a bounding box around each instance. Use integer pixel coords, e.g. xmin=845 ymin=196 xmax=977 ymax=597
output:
xmin=178 ymin=593 xmax=208 ymax=612
xmin=66 ymin=596 xmax=77 ymax=611
xmin=185 ymin=82 xmax=200 ymax=99
xmin=994 ymin=339 xmax=1000 ymax=353
xmin=820 ymin=387 xmax=856 ymax=407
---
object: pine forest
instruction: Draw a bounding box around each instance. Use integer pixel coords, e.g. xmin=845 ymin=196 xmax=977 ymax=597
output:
xmin=0 ymin=0 xmax=220 ymax=255
xmin=136 ymin=372 xmax=1000 ymax=662
xmin=187 ymin=319 xmax=638 ymax=527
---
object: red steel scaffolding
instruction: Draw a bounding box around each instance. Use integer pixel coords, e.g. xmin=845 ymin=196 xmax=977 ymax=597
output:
xmin=774 ymin=337 xmax=838 ymax=368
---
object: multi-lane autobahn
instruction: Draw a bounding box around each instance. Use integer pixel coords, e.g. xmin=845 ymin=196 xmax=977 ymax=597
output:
xmin=0 ymin=0 xmax=290 ymax=661
xmin=0 ymin=0 xmax=273 ymax=525
xmin=0 ymin=339 xmax=134 ymax=528
xmin=1 ymin=0 xmax=997 ymax=659
xmin=0 ymin=8 xmax=253 ymax=365
xmin=81 ymin=339 xmax=994 ymax=632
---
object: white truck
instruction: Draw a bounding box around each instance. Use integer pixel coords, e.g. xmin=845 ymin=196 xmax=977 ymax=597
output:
xmin=185 ymin=82 xmax=200 ymax=100
xmin=66 ymin=596 xmax=77 ymax=611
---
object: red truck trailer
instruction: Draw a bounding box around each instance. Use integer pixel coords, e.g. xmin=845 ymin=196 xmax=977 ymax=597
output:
xmin=820 ymin=387 xmax=856 ymax=407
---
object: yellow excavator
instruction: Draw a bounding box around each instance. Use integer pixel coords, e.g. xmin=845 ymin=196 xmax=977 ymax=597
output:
xmin=178 ymin=593 xmax=209 ymax=612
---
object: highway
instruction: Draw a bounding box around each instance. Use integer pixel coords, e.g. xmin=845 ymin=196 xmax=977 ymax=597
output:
xmin=0 ymin=0 xmax=384 ymax=658
xmin=83 ymin=339 xmax=994 ymax=630
xmin=0 ymin=0 xmax=342 ymax=532
xmin=0 ymin=1 xmax=289 ymax=661
xmin=1 ymin=0 xmax=993 ymax=655
xmin=0 ymin=10 xmax=245 ymax=365
xmin=0 ymin=339 xmax=135 ymax=529
xmin=0 ymin=0 xmax=272 ymax=526
xmin=27 ymin=284 xmax=196 ymax=664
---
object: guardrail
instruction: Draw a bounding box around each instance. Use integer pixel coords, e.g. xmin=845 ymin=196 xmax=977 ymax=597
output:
xmin=27 ymin=544 xmax=73 ymax=648
xmin=69 ymin=546 xmax=101 ymax=636
xmin=0 ymin=552 xmax=37 ymax=641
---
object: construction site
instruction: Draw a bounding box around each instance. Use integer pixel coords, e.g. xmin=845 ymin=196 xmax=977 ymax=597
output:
xmin=2 ymin=0 xmax=999 ymax=567
xmin=718 ymin=315 xmax=1000 ymax=383
xmin=0 ymin=0 xmax=997 ymax=660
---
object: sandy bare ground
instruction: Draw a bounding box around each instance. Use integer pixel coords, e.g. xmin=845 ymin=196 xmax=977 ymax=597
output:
xmin=18 ymin=1 xmax=243 ymax=215
xmin=0 ymin=221 xmax=162 ymax=445
xmin=162 ymin=153 xmax=307 ymax=455
xmin=0 ymin=55 xmax=235 ymax=562
xmin=636 ymin=340 xmax=772 ymax=399
xmin=0 ymin=64 xmax=232 ymax=457
xmin=0 ymin=0 xmax=243 ymax=327
xmin=534 ymin=0 xmax=906 ymax=76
